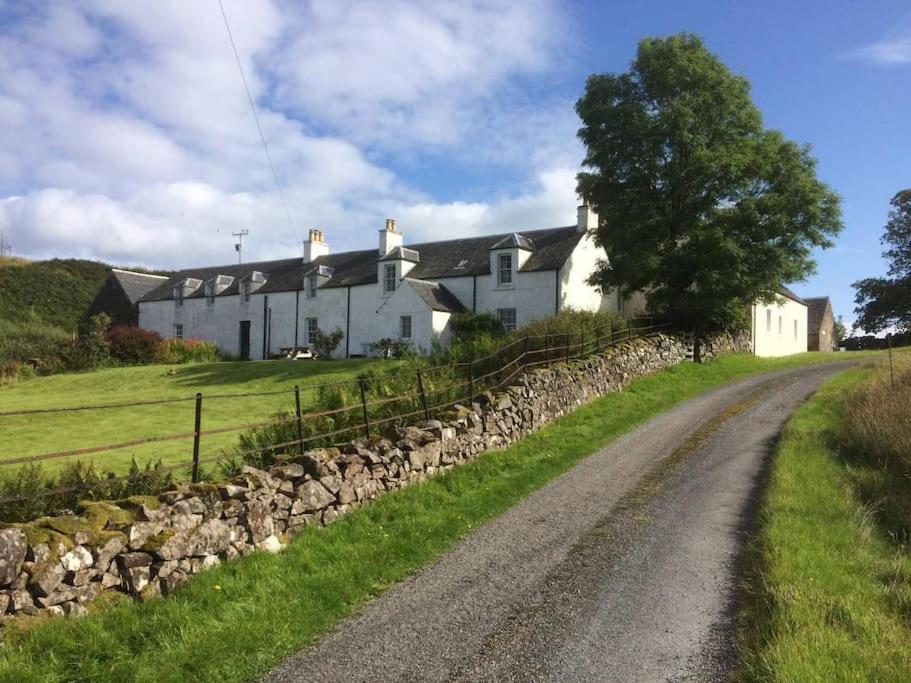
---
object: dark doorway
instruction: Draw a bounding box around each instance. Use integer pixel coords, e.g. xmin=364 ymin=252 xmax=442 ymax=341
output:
xmin=239 ymin=320 xmax=251 ymax=360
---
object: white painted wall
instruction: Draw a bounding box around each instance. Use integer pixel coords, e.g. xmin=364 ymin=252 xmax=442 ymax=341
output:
xmin=751 ymin=295 xmax=808 ymax=357
xmin=139 ymin=230 xmax=612 ymax=358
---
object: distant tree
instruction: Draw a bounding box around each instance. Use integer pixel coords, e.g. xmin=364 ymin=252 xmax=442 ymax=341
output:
xmin=853 ymin=189 xmax=911 ymax=333
xmin=833 ymin=315 xmax=848 ymax=344
xmin=576 ymin=33 xmax=842 ymax=334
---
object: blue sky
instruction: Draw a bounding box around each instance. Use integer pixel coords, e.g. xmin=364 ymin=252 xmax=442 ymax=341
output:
xmin=0 ymin=1 xmax=908 ymax=328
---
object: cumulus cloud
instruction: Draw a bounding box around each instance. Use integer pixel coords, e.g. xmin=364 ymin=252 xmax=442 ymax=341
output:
xmin=0 ymin=0 xmax=582 ymax=268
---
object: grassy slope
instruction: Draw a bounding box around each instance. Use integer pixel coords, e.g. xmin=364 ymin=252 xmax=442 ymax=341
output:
xmin=0 ymin=351 xmax=875 ymax=683
xmin=0 ymin=259 xmax=112 ymax=331
xmin=736 ymin=366 xmax=911 ymax=681
xmin=0 ymin=358 xmax=381 ymax=475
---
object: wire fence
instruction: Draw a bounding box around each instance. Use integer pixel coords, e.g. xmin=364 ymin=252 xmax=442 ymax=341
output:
xmin=0 ymin=317 xmax=676 ymax=504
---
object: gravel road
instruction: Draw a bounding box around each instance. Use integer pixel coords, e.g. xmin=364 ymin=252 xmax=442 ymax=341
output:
xmin=265 ymin=362 xmax=854 ymax=682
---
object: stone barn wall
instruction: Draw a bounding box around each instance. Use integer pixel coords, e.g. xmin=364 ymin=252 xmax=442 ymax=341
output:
xmin=0 ymin=333 xmax=685 ymax=622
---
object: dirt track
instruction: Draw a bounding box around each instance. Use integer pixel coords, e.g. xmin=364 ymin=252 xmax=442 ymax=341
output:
xmin=266 ymin=362 xmax=853 ymax=682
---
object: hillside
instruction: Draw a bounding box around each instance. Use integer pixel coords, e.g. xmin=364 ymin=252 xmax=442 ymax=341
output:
xmin=0 ymin=258 xmax=112 ymax=331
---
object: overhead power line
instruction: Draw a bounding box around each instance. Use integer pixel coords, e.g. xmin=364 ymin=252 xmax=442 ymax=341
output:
xmin=217 ymin=0 xmax=299 ymax=246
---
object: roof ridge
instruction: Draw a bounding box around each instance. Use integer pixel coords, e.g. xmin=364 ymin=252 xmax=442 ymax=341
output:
xmin=112 ymin=268 xmax=169 ymax=279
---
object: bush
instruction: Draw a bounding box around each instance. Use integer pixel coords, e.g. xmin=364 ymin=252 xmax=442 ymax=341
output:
xmin=106 ymin=325 xmax=164 ymax=364
xmin=0 ymin=458 xmax=174 ymax=524
xmin=157 ymin=337 xmax=219 ymax=364
xmin=450 ymin=312 xmax=506 ymax=344
xmin=65 ymin=313 xmax=111 ymax=371
xmin=313 ymin=327 xmax=344 ymax=359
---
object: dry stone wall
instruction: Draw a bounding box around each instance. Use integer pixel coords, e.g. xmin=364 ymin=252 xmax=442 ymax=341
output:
xmin=698 ymin=329 xmax=752 ymax=362
xmin=0 ymin=333 xmax=685 ymax=623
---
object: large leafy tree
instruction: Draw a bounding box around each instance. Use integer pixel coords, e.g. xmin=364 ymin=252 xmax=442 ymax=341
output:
xmin=576 ymin=34 xmax=842 ymax=332
xmin=853 ymin=190 xmax=911 ymax=333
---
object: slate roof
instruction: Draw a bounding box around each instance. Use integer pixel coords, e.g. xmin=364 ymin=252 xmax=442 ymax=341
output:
xmin=804 ymin=296 xmax=831 ymax=331
xmin=140 ymin=225 xmax=583 ymax=302
xmin=111 ymin=269 xmax=169 ymax=304
xmin=777 ymin=285 xmax=807 ymax=306
xmin=406 ymin=279 xmax=467 ymax=313
xmin=489 ymin=233 xmax=534 ymax=251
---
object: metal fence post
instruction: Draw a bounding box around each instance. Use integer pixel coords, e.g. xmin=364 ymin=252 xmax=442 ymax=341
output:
xmin=293 ymin=385 xmax=305 ymax=456
xmin=191 ymin=392 xmax=202 ymax=483
xmin=358 ymin=378 xmax=371 ymax=439
xmin=416 ymin=370 xmax=430 ymax=420
xmin=888 ymin=333 xmax=895 ymax=390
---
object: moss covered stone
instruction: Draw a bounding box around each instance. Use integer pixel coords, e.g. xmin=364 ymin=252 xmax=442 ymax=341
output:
xmin=119 ymin=495 xmax=162 ymax=512
xmin=140 ymin=529 xmax=176 ymax=553
xmin=79 ymin=502 xmax=136 ymax=530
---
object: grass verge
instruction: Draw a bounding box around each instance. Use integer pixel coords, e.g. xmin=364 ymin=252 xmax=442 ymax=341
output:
xmin=736 ymin=362 xmax=911 ymax=681
xmin=0 ymin=351 xmax=892 ymax=682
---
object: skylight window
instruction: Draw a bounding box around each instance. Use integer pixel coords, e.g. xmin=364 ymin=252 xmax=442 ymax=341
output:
xmin=454 ymin=259 xmax=469 ymax=269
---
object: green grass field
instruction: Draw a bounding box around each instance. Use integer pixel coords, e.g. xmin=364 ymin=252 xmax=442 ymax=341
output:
xmin=0 ymin=358 xmax=381 ymax=476
xmin=0 ymin=350 xmax=879 ymax=682
xmin=736 ymin=362 xmax=911 ymax=681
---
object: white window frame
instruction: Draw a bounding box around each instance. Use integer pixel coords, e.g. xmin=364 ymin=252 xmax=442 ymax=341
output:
xmin=306 ymin=273 xmax=317 ymax=299
xmin=305 ymin=317 xmax=318 ymax=346
xmin=497 ymin=252 xmax=513 ymax=286
xmin=383 ymin=264 xmax=397 ymax=294
xmin=400 ymin=315 xmax=412 ymax=340
xmin=497 ymin=307 xmax=517 ymax=332
xmin=174 ymin=324 xmax=183 ymax=339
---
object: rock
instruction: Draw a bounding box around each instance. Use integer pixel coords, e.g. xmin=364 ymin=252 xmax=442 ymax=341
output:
xmin=0 ymin=591 xmax=9 ymax=615
xmin=218 ymin=484 xmax=248 ymax=500
xmin=62 ymin=601 xmax=88 ymax=618
xmin=100 ymin=572 xmax=121 ymax=589
xmin=26 ymin=543 xmax=51 ymax=564
xmin=0 ymin=529 xmax=27 ymax=587
xmin=92 ymin=536 xmax=125 ymax=574
xmin=321 ymin=508 xmax=341 ymax=525
xmin=241 ymin=501 xmax=274 ymax=544
xmin=273 ymin=462 xmax=305 ymax=479
xmin=139 ymin=580 xmax=162 ymax=602
xmin=255 ymin=535 xmax=284 ymax=554
xmin=337 ymin=482 xmax=357 ymax=505
xmin=189 ymin=519 xmax=233 ymax=556
xmin=296 ymin=480 xmax=336 ymax=512
xmin=120 ymin=565 xmax=150 ymax=595
xmin=61 ymin=546 xmax=94 ymax=572
xmin=37 ymin=585 xmax=79 ymax=607
xmin=222 ymin=499 xmax=244 ymax=518
xmin=128 ymin=522 xmax=165 ymax=550
xmin=28 ymin=561 xmax=65 ymax=597
xmin=160 ymin=570 xmax=188 ymax=596
xmin=8 ymin=589 xmax=35 ymax=613
xmin=117 ymin=552 xmax=153 ymax=569
xmin=66 ymin=568 xmax=97 ymax=587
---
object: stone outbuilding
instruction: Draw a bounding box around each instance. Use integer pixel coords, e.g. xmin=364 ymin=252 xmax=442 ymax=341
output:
xmin=805 ymin=296 xmax=836 ymax=351
xmin=83 ymin=269 xmax=170 ymax=328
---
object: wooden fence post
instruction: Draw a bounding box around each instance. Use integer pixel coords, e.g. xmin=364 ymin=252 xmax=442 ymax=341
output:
xmin=191 ymin=392 xmax=202 ymax=483
xmin=523 ymin=335 xmax=530 ymax=370
xmin=358 ymin=378 xmax=371 ymax=439
xmin=416 ymin=370 xmax=430 ymax=420
xmin=294 ymin=385 xmax=305 ymax=456
xmin=580 ymin=326 xmax=585 ymax=358
xmin=565 ymin=332 xmax=570 ymax=361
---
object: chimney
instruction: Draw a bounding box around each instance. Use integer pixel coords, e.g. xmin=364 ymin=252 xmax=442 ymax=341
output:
xmin=303 ymin=228 xmax=329 ymax=263
xmin=379 ymin=217 xmax=404 ymax=255
xmin=577 ymin=201 xmax=598 ymax=232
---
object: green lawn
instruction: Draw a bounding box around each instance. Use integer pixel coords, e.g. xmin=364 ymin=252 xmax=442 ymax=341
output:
xmin=736 ymin=364 xmax=911 ymax=681
xmin=0 ymin=350 xmax=877 ymax=683
xmin=0 ymin=359 xmax=381 ymax=476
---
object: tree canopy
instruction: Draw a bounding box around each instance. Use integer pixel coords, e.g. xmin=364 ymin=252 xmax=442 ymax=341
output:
xmin=853 ymin=189 xmax=911 ymax=333
xmin=576 ymin=33 xmax=842 ymax=332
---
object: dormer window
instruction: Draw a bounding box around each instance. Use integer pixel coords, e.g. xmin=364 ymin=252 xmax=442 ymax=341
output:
xmin=306 ymin=273 xmax=318 ymax=299
xmin=497 ymin=253 xmax=513 ymax=286
xmin=384 ymin=263 xmax=397 ymax=294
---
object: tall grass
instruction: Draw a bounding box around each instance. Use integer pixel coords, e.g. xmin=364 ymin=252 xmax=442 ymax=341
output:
xmin=841 ymin=354 xmax=911 ymax=467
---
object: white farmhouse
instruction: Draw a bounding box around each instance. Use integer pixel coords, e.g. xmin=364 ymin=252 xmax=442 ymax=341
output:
xmin=750 ymin=286 xmax=808 ymax=357
xmin=138 ymin=205 xmax=617 ymax=359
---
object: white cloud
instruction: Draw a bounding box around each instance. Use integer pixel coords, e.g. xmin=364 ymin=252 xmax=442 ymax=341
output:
xmin=0 ymin=1 xmax=582 ymax=268
xmin=845 ymin=28 xmax=911 ymax=65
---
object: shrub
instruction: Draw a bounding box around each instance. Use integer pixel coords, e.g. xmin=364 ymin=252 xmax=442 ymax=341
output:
xmin=157 ymin=337 xmax=219 ymax=364
xmin=106 ymin=325 xmax=163 ymax=364
xmin=0 ymin=458 xmax=174 ymax=524
xmin=65 ymin=313 xmax=111 ymax=371
xmin=450 ymin=312 xmax=506 ymax=344
xmin=313 ymin=327 xmax=344 ymax=358
xmin=0 ymin=318 xmax=71 ymax=367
